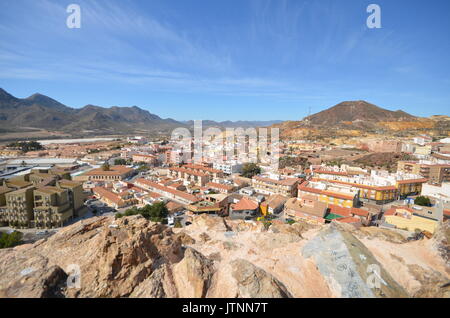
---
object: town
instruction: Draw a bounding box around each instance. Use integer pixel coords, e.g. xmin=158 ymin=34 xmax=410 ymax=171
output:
xmin=1 ymin=131 xmax=448 ymax=244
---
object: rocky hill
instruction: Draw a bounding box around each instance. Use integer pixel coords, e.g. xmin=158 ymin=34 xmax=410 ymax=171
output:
xmin=304 ymin=100 xmax=416 ymax=126
xmin=0 ymin=214 xmax=448 ymax=298
xmin=272 ymin=101 xmax=450 ymax=140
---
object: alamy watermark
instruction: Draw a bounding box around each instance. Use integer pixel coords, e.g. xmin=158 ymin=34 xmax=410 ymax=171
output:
xmin=367 ymin=4 xmax=382 ymax=29
xmin=66 ymin=4 xmax=81 ymax=29
xmin=170 ymin=120 xmax=280 ymax=170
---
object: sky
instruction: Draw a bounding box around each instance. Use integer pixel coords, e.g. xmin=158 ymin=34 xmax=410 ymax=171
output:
xmin=0 ymin=0 xmax=449 ymax=121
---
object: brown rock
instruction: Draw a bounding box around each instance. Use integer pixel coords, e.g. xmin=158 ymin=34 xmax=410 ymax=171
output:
xmin=230 ymin=259 xmax=292 ymax=298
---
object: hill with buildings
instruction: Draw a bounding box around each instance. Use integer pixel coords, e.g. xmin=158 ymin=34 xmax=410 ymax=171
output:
xmin=0 ymin=214 xmax=448 ymax=298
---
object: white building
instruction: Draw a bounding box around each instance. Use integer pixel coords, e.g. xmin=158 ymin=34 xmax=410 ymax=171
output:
xmin=213 ymin=161 xmax=243 ymax=175
xmin=421 ymin=183 xmax=450 ymax=203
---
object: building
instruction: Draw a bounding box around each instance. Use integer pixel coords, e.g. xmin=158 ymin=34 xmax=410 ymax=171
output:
xmin=313 ymin=166 xmax=427 ymax=204
xmin=230 ymin=197 xmax=259 ymax=219
xmin=80 ymin=165 xmax=134 ymax=182
xmin=205 ymin=182 xmax=235 ymax=194
xmin=2 ymin=186 xmax=35 ymax=228
xmin=92 ymin=187 xmax=133 ymax=209
xmin=168 ymin=166 xmax=210 ymax=187
xmin=398 ymin=161 xmax=450 ymax=184
xmin=260 ymin=194 xmax=288 ymax=215
xmin=213 ymin=161 xmax=243 ymax=174
xmin=298 ymin=180 xmax=360 ymax=208
xmin=421 ymin=183 xmax=450 ymax=203
xmin=134 ymin=178 xmax=200 ymax=205
xmin=284 ymin=198 xmax=328 ymax=225
xmin=383 ymin=204 xmax=443 ymax=234
xmin=252 ymin=175 xmax=300 ymax=197
xmin=58 ymin=179 xmax=87 ymax=217
xmin=132 ymin=154 xmax=158 ymax=165
xmin=33 ymin=186 xmax=73 ymax=229
xmin=0 ymin=169 xmax=85 ymax=228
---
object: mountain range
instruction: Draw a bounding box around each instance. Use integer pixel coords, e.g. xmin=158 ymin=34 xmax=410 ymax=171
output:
xmin=0 ymin=88 xmax=283 ymax=135
xmin=1 ymin=88 xmax=448 ymax=139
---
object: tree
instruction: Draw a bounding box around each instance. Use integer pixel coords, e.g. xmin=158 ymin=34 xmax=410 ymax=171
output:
xmin=120 ymin=202 xmax=168 ymax=223
xmin=102 ymin=163 xmax=110 ymax=171
xmin=241 ymin=163 xmax=261 ymax=178
xmin=414 ymin=196 xmax=432 ymax=207
xmin=114 ymin=158 xmax=127 ymax=165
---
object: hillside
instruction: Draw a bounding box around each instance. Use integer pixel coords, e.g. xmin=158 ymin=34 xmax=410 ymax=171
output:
xmin=0 ymin=214 xmax=448 ymax=298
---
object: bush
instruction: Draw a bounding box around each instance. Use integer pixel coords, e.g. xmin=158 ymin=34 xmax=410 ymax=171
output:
xmin=414 ymin=196 xmax=432 ymax=207
xmin=0 ymin=231 xmax=23 ymax=249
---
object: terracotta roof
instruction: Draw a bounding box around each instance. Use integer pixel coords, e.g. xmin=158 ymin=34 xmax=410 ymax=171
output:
xmin=335 ymin=217 xmax=361 ymax=224
xmin=183 ymin=164 xmax=222 ymax=174
xmin=327 ymin=204 xmax=352 ymax=217
xmin=232 ymin=197 xmax=259 ymax=211
xmin=85 ymin=165 xmax=133 ymax=176
xmin=262 ymin=194 xmax=288 ymax=209
xmin=285 ymin=198 xmax=327 ymax=218
xmin=350 ymin=207 xmax=369 ymax=217
xmin=93 ymin=187 xmax=124 ymax=205
xmin=396 ymin=178 xmax=428 ymax=184
xmin=166 ymin=201 xmax=184 ymax=212
xmin=206 ymin=182 xmax=234 ymax=191
xmin=134 ymin=178 xmax=199 ymax=203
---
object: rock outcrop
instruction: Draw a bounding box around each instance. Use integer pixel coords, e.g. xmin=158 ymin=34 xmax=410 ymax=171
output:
xmin=0 ymin=215 xmax=448 ymax=298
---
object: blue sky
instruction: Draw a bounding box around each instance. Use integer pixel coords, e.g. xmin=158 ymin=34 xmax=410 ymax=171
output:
xmin=0 ymin=0 xmax=449 ymax=121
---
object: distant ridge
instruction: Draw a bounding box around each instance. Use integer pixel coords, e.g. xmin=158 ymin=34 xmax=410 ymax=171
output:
xmin=0 ymin=88 xmax=182 ymax=134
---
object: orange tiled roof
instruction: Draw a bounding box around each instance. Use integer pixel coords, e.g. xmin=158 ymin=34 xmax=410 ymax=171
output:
xmin=335 ymin=216 xmax=361 ymax=224
xmin=232 ymin=197 xmax=259 ymax=211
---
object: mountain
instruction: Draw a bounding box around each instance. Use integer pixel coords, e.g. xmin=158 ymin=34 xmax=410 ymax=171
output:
xmin=303 ymin=100 xmax=416 ymax=126
xmin=0 ymin=88 xmax=184 ymax=135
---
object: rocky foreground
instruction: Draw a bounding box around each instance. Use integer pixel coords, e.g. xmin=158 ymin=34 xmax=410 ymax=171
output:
xmin=0 ymin=215 xmax=448 ymax=298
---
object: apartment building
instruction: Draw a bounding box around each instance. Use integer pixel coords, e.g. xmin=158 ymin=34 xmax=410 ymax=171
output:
xmin=168 ymin=166 xmax=210 ymax=187
xmin=2 ymin=186 xmax=35 ymax=228
xmin=0 ymin=170 xmax=85 ymax=228
xmin=132 ymin=154 xmax=158 ymax=165
xmin=33 ymin=186 xmax=73 ymax=229
xmin=212 ymin=162 xmax=243 ymax=175
xmin=313 ymin=167 xmax=427 ymax=204
xmin=397 ymin=161 xmax=450 ymax=184
xmin=252 ymin=175 xmax=300 ymax=197
xmin=58 ymin=179 xmax=87 ymax=217
xmin=298 ymin=180 xmax=360 ymax=208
